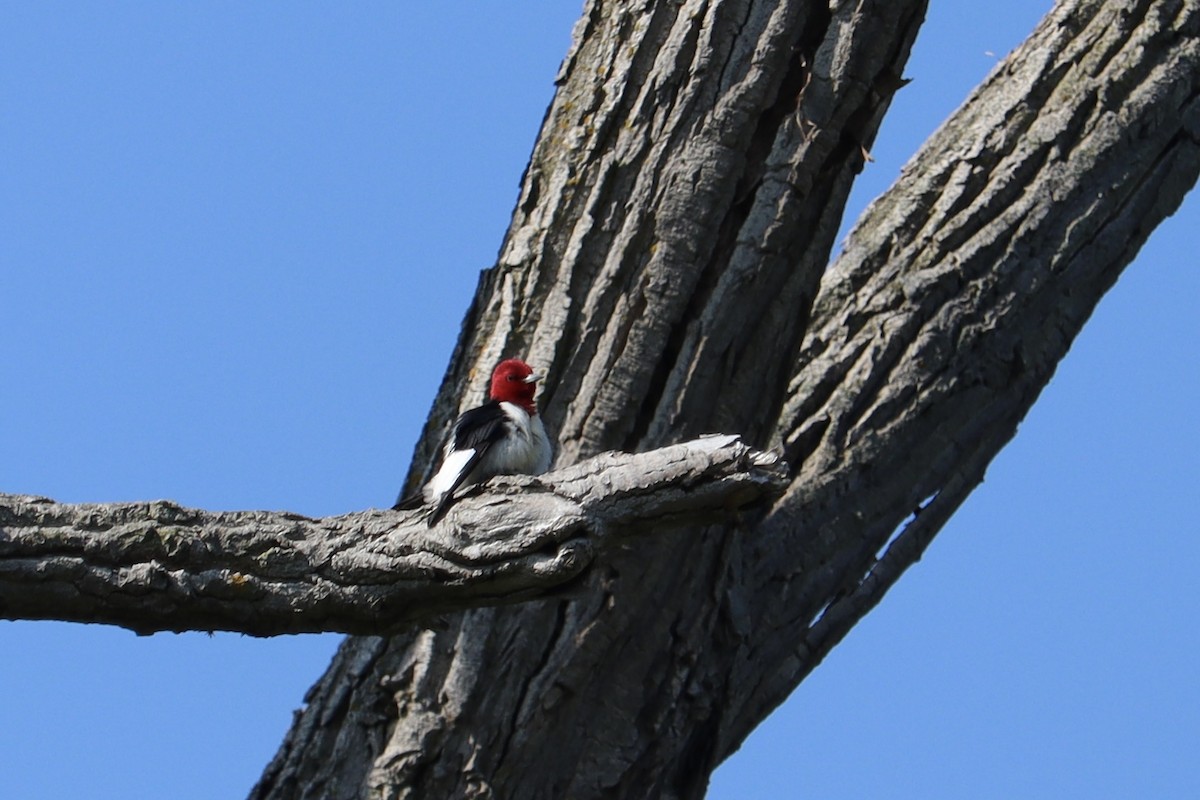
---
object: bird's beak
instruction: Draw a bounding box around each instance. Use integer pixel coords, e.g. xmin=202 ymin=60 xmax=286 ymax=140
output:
xmin=523 ymin=372 xmax=541 ymax=384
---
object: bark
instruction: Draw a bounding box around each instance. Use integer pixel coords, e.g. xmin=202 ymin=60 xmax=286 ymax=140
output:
xmin=248 ymin=1 xmax=1199 ymax=798
xmin=5 ymin=0 xmax=1192 ymax=796
xmin=0 ymin=437 xmax=783 ymax=636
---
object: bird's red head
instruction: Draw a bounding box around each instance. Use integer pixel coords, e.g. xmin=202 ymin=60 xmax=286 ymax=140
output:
xmin=489 ymin=358 xmax=541 ymax=414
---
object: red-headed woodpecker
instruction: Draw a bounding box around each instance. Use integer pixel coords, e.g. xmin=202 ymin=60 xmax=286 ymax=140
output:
xmin=395 ymin=358 xmax=552 ymax=523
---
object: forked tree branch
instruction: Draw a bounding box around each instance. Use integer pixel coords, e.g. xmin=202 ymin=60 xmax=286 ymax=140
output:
xmin=0 ymin=436 xmax=784 ymax=636
xmin=244 ymin=4 xmax=1200 ymax=798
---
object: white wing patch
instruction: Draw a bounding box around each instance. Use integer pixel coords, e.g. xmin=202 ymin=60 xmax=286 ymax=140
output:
xmin=424 ymin=448 xmax=478 ymax=504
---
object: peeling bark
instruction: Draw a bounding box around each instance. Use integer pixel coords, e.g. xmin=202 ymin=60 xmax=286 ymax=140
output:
xmin=0 ymin=437 xmax=784 ymax=636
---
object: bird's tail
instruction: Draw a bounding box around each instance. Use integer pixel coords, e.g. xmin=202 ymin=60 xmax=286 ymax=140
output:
xmin=392 ymin=491 xmax=423 ymax=511
xmin=394 ymin=491 xmax=453 ymax=528
xmin=426 ymin=493 xmax=456 ymax=527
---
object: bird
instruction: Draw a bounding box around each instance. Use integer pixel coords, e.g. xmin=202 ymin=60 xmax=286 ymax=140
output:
xmin=395 ymin=358 xmax=552 ymax=524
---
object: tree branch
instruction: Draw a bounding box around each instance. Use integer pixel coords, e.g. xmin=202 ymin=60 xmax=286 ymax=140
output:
xmin=252 ymin=2 xmax=1200 ymax=797
xmin=719 ymin=0 xmax=1200 ymax=751
xmin=0 ymin=436 xmax=785 ymax=636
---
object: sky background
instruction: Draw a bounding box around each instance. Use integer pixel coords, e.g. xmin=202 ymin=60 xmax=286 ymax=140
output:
xmin=1 ymin=3 xmax=1196 ymax=798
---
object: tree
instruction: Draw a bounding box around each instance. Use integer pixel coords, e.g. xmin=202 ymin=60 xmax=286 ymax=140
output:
xmin=4 ymin=0 xmax=1198 ymax=797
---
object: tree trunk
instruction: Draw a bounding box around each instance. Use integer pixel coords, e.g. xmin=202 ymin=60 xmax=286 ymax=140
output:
xmin=241 ymin=0 xmax=1199 ymax=796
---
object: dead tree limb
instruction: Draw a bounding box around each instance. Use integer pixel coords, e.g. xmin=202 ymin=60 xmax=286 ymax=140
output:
xmin=0 ymin=436 xmax=784 ymax=636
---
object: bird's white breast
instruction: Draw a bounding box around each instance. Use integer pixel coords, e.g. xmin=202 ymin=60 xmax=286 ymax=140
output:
xmin=487 ymin=402 xmax=552 ymax=476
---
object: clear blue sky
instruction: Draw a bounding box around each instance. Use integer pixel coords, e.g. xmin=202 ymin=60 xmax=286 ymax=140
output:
xmin=2 ymin=3 xmax=1196 ymax=798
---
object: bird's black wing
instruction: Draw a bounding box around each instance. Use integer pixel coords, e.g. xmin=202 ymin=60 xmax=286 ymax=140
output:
xmin=391 ymin=491 xmax=423 ymax=511
xmin=451 ymin=400 xmax=510 ymax=452
xmin=392 ymin=402 xmax=508 ymax=514
xmin=428 ymin=401 xmax=510 ymax=524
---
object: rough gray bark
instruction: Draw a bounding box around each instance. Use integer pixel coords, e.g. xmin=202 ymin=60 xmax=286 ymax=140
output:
xmin=0 ymin=437 xmax=783 ymax=636
xmin=2 ymin=0 xmax=1191 ymax=796
xmin=246 ymin=0 xmax=1200 ymax=796
xmin=247 ymin=1 xmax=1200 ymax=798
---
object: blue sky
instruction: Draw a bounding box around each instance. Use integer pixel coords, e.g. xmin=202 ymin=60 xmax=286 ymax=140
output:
xmin=2 ymin=3 xmax=1196 ymax=798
